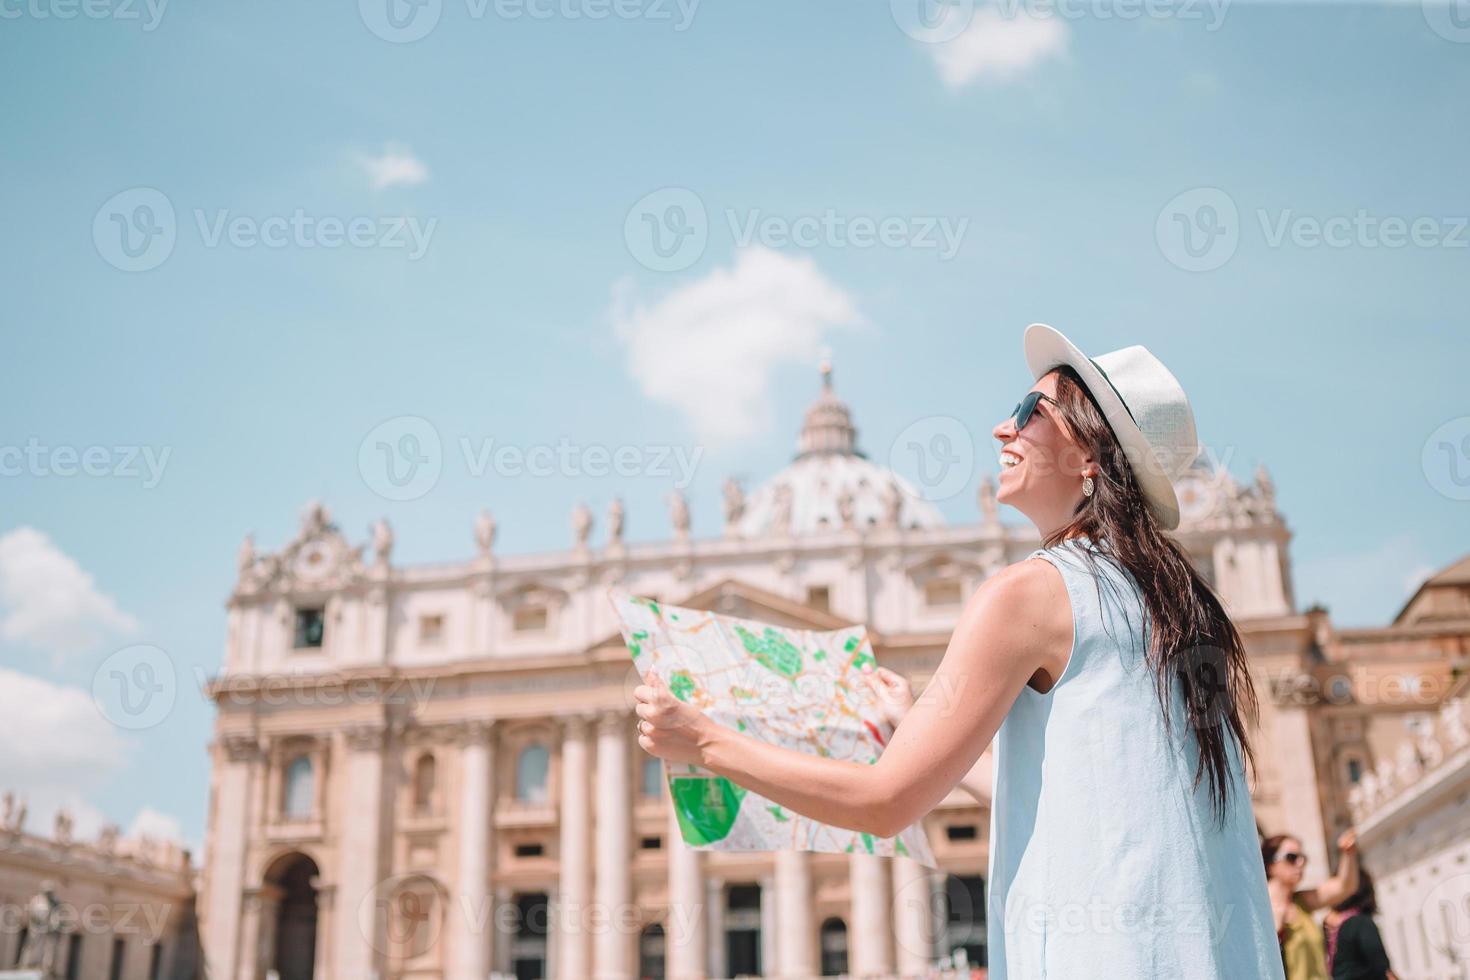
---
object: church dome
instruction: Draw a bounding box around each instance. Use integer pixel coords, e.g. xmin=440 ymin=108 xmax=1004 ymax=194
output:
xmin=737 ymin=361 xmax=944 ymax=537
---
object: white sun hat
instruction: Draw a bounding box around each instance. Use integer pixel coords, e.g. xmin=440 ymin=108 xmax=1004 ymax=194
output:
xmin=1023 ymin=323 xmax=1201 ymax=530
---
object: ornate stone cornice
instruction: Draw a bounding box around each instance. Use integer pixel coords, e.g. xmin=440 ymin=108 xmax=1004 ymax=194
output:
xmin=561 ymin=712 xmax=597 ymax=737
xmin=597 ymin=709 xmax=630 ymax=734
xmin=451 ymin=719 xmax=497 ymax=747
xmin=1349 ymin=699 xmax=1469 ymax=825
xmin=220 ymin=733 xmax=265 ymax=763
xmin=342 ymin=722 xmax=388 ymax=752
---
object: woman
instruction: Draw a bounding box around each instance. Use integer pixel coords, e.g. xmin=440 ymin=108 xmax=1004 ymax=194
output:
xmin=1263 ymin=830 xmax=1363 ymax=980
xmin=635 ymin=323 xmax=1284 ymax=978
xmin=1325 ymin=867 xmax=1395 ymax=980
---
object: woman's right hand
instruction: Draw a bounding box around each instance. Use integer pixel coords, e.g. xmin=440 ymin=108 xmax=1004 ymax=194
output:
xmin=861 ymin=664 xmax=915 ymax=729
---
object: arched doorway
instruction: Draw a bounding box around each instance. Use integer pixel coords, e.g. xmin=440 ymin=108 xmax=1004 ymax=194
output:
xmin=265 ymin=853 xmax=320 ymax=980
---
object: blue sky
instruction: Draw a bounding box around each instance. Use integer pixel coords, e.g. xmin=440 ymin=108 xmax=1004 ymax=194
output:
xmin=2 ymin=0 xmax=1466 ymax=850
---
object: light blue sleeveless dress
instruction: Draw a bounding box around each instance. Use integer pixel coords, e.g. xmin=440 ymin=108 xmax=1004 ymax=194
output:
xmin=987 ymin=534 xmax=1284 ymax=979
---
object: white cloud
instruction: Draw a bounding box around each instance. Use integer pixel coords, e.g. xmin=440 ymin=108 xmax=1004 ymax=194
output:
xmin=126 ymin=806 xmax=183 ymax=843
xmin=612 ymin=247 xmax=863 ymax=445
xmin=355 ymin=143 xmax=429 ymax=190
xmin=0 ymin=668 xmax=187 ymax=849
xmin=926 ymin=6 xmax=1068 ymax=88
xmin=0 ymin=527 xmax=138 ymax=659
xmin=1295 ymin=532 xmax=1437 ymax=627
xmin=0 ymin=666 xmax=130 ymax=839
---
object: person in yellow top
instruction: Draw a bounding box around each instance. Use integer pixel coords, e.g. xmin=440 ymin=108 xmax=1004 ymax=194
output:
xmin=1264 ymin=830 xmax=1361 ymax=980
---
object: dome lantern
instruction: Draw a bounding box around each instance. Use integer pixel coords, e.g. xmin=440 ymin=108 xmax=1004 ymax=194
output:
xmin=796 ymin=358 xmax=860 ymax=459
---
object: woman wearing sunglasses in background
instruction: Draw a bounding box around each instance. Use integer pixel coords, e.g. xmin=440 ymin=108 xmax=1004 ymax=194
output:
xmin=635 ymin=324 xmax=1285 ymax=978
xmin=1264 ymin=830 xmax=1363 ymax=980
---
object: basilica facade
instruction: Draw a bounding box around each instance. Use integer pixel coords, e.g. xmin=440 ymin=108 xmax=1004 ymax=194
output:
xmin=198 ymin=368 xmax=1463 ymax=980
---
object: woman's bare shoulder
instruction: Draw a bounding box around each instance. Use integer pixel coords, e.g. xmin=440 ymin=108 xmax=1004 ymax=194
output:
xmin=956 ymin=557 xmax=1072 ymax=666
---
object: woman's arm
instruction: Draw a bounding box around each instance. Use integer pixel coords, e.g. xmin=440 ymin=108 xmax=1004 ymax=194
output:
xmin=1298 ymin=830 xmax=1360 ymax=911
xmin=860 ymin=665 xmax=993 ymax=806
xmin=634 ymin=558 xmax=1070 ymax=839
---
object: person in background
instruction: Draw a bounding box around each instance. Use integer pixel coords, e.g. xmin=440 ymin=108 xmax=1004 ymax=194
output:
xmin=1325 ymin=867 xmax=1396 ymax=980
xmin=1264 ymin=830 xmax=1361 ymax=980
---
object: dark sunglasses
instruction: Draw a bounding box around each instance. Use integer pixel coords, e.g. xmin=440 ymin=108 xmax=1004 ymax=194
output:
xmin=1010 ymin=390 xmax=1061 ymax=432
xmin=1276 ymin=851 xmax=1308 ymax=867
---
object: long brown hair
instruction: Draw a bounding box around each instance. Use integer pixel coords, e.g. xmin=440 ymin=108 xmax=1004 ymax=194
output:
xmin=1042 ymin=365 xmax=1259 ymax=824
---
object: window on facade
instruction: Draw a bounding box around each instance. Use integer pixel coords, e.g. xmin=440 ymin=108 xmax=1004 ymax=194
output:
xmin=806 ymin=585 xmax=831 ymax=612
xmin=419 ymin=613 xmax=445 ymax=645
xmin=639 ymin=924 xmax=666 ymax=980
xmin=640 ymin=755 xmax=663 ymax=798
xmin=946 ymin=824 xmax=978 ymax=842
xmin=925 ymin=580 xmax=963 ymax=608
xmin=65 ymin=933 xmax=82 ymax=980
xmin=514 ymin=842 xmax=545 ymax=858
xmin=283 ymin=755 xmax=314 ymax=820
xmin=640 ymin=835 xmax=662 ymax=850
xmin=412 ymin=754 xmax=436 ymax=814
xmin=516 ymin=743 xmax=550 ymax=803
xmin=513 ymin=605 xmax=548 ymax=633
xmin=108 ymin=938 xmax=125 ymax=980
xmin=148 ymin=943 xmax=164 ymax=980
xmin=819 ymin=918 xmax=849 ymax=977
xmin=1346 ymin=758 xmax=1363 ymax=784
xmin=293 ymin=607 xmax=325 ymax=649
xmin=943 ymin=874 xmax=986 ymax=968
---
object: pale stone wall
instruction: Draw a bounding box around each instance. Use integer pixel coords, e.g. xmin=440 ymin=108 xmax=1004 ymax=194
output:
xmin=0 ymin=825 xmax=197 ymax=980
xmin=1350 ymin=701 xmax=1470 ymax=980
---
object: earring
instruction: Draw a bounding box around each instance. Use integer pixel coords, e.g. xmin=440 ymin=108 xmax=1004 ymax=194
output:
xmin=1082 ymin=475 xmax=1095 ymax=498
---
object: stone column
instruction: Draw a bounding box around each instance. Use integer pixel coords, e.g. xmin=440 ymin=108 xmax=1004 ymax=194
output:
xmin=235 ymin=888 xmax=266 ymax=980
xmin=558 ymin=714 xmax=593 ymax=979
xmin=203 ymin=734 xmax=260 ymax=980
xmin=335 ymin=723 xmax=386 ymax=980
xmin=848 ymin=852 xmax=893 ymax=978
xmin=450 ymin=721 xmax=496 ymax=980
xmin=891 ymin=855 xmax=933 ymax=977
xmin=704 ymin=879 xmax=725 ymax=980
xmin=774 ymin=852 xmax=816 ymax=978
xmin=595 ymin=712 xmax=634 ymax=979
xmin=759 ymin=873 xmax=778 ymax=978
xmin=666 ymin=806 xmax=707 ymax=979
xmin=312 ymin=881 xmax=335 ymax=980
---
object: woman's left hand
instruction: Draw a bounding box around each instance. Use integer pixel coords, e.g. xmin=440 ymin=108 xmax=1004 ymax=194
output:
xmin=1337 ymin=829 xmax=1357 ymax=854
xmin=634 ymin=671 xmax=714 ymax=766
